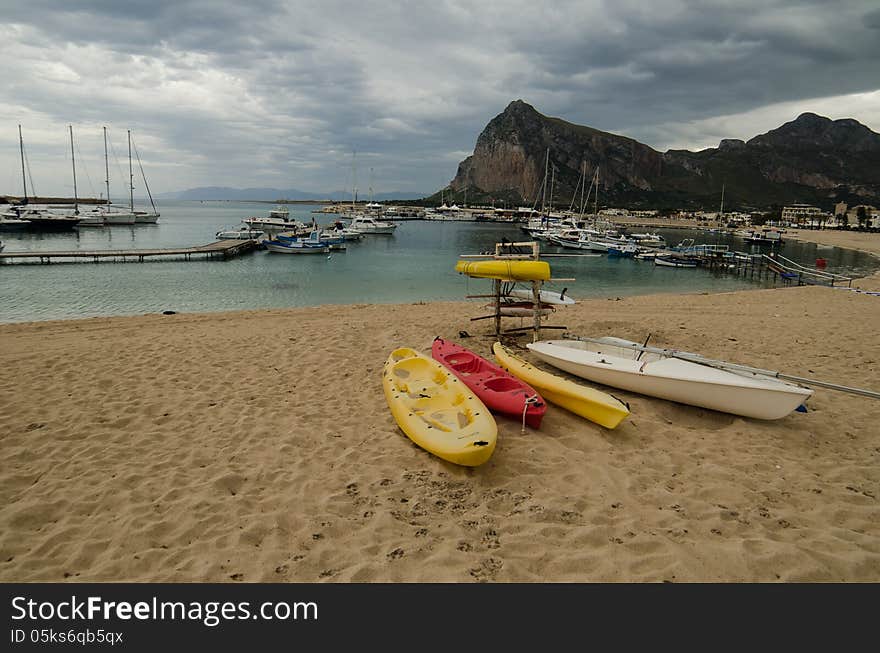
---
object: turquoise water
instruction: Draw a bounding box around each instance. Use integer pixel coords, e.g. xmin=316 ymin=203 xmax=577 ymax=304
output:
xmin=1 ymin=201 xmax=877 ymax=323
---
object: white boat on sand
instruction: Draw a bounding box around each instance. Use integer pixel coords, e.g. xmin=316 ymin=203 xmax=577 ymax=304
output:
xmin=526 ymin=337 xmax=813 ymax=420
xmin=507 ymin=287 xmax=575 ymax=306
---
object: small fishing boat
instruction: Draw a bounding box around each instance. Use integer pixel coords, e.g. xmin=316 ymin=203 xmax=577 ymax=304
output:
xmin=606 ymin=242 xmax=638 ymax=258
xmin=321 ymin=220 xmax=364 ymax=241
xmin=492 ymin=342 xmax=630 ymax=429
xmin=383 ymin=347 xmax=497 ymax=466
xmin=263 ymin=230 xmax=330 ymax=254
xmin=629 ymin=232 xmax=666 ymax=247
xmin=432 ymin=337 xmax=546 ymax=428
xmin=526 ymin=338 xmax=813 ymax=420
xmin=654 ymin=254 xmax=698 ymax=268
xmin=216 ymin=225 xmax=264 ymax=240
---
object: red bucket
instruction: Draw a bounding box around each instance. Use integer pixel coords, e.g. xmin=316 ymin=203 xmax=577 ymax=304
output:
xmin=815 ymin=258 xmax=827 ymax=268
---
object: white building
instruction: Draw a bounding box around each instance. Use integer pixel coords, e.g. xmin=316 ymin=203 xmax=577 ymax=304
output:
xmin=781 ymin=204 xmax=828 ymax=226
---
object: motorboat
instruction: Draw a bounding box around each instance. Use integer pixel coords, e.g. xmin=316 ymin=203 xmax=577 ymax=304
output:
xmin=348 ymin=214 xmax=397 ymax=234
xmin=263 ymin=230 xmax=330 ymax=254
xmin=216 ymin=225 xmax=264 ymax=240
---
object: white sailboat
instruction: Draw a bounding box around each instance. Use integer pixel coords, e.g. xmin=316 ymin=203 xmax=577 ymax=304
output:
xmin=100 ymin=127 xmax=136 ymax=225
xmin=69 ymin=125 xmax=106 ymax=227
xmin=130 ymin=131 xmax=160 ymax=223
xmin=526 ymin=338 xmax=813 ymax=420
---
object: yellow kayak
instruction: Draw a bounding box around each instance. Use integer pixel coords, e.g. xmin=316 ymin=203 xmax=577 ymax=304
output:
xmin=455 ymin=259 xmax=551 ymax=281
xmin=492 ymin=342 xmax=630 ymax=429
xmin=383 ymin=347 xmax=498 ymax=466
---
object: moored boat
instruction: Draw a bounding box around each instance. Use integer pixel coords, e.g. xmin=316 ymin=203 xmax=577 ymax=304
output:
xmin=432 ymin=337 xmax=546 ymax=428
xmin=526 ymin=338 xmax=813 ymax=420
xmin=348 ymin=214 xmax=397 ymax=234
xmin=654 ymin=254 xmax=698 ymax=268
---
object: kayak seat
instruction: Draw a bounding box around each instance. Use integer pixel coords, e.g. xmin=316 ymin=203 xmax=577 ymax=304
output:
xmin=483 ymin=376 xmax=522 ymax=392
xmin=445 ymin=353 xmax=481 ymax=374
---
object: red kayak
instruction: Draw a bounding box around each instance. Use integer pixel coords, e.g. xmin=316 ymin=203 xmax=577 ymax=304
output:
xmin=432 ymin=337 xmax=547 ymax=429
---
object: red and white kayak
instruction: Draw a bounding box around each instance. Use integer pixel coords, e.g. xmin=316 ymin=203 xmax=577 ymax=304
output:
xmin=432 ymin=337 xmax=547 ymax=428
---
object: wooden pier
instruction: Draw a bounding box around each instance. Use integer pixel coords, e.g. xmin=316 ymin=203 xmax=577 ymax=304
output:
xmin=0 ymin=239 xmax=258 ymax=264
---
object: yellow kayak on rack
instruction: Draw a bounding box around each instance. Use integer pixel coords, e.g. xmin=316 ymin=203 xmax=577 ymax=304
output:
xmin=492 ymin=342 xmax=630 ymax=429
xmin=383 ymin=347 xmax=498 ymax=466
xmin=455 ymin=259 xmax=551 ymax=281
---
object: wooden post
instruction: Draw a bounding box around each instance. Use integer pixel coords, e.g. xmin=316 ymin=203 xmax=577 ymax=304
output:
xmin=493 ymin=278 xmax=501 ymax=338
xmin=531 ymin=279 xmax=541 ymax=342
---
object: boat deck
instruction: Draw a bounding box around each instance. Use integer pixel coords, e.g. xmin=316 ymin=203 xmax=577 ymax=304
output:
xmin=0 ymin=239 xmax=258 ymax=264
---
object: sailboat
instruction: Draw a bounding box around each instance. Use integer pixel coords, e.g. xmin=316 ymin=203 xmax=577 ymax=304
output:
xmin=99 ymin=129 xmax=159 ymax=224
xmin=6 ymin=125 xmax=80 ymax=231
xmin=68 ymin=125 xmax=108 ymax=228
xmin=130 ymin=131 xmax=160 ymax=223
xmin=99 ymin=127 xmax=136 ymax=225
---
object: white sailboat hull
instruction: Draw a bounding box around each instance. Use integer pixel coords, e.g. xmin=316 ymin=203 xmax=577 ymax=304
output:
xmin=104 ymin=212 xmax=137 ymax=225
xmin=507 ymin=288 xmax=575 ymax=305
xmin=526 ymin=340 xmax=812 ymax=420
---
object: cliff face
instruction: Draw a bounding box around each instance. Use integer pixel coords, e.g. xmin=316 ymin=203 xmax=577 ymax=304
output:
xmin=448 ymin=101 xmax=880 ymax=209
xmin=451 ymin=99 xmax=667 ymax=206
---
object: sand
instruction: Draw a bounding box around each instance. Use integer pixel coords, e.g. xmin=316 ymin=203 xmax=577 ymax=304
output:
xmin=2 ymin=247 xmax=879 ymax=582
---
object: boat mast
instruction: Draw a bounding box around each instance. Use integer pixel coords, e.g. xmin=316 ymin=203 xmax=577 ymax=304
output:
xmin=549 ymin=164 xmax=555 ymax=213
xmin=351 ymin=151 xmax=357 ymax=211
xmin=128 ymin=129 xmax=134 ymax=212
xmin=132 ymin=135 xmax=159 ymax=215
xmin=69 ymin=125 xmax=79 ymax=214
xmin=540 ymin=148 xmax=549 ymax=215
xmin=103 ymin=126 xmax=111 ymax=207
xmin=719 ymin=182 xmax=725 ymax=220
xmin=593 ymin=167 xmax=599 ymax=217
xmin=18 ymin=125 xmax=28 ymax=203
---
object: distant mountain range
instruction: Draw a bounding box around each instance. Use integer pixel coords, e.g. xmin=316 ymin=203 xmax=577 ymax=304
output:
xmin=441 ymin=100 xmax=880 ymax=211
xmin=156 ymin=187 xmax=427 ymax=202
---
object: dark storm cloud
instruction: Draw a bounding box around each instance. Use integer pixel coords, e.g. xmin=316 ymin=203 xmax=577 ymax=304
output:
xmin=1 ymin=0 xmax=878 ymax=196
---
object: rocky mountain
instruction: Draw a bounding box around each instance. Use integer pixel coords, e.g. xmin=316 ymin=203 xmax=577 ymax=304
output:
xmin=445 ymin=100 xmax=880 ymax=210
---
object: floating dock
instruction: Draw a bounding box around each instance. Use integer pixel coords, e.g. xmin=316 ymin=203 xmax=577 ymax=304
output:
xmin=0 ymin=239 xmax=258 ymax=264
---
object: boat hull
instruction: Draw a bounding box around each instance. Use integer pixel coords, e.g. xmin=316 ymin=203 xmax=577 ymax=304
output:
xmin=264 ymin=242 xmax=329 ymax=253
xmin=383 ymin=347 xmax=497 ymax=466
xmin=508 ymin=288 xmax=575 ymax=305
xmin=492 ymin=343 xmax=629 ymax=429
xmin=432 ymin=337 xmax=546 ymax=428
xmin=526 ymin=340 xmax=812 ymax=420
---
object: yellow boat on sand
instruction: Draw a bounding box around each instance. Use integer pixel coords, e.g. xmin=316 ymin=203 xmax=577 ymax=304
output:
xmin=455 ymin=259 xmax=551 ymax=281
xmin=383 ymin=347 xmax=498 ymax=466
xmin=492 ymin=342 xmax=630 ymax=429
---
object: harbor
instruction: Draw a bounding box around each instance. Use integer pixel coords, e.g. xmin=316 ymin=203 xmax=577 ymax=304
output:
xmin=2 ymin=201 xmax=877 ymax=323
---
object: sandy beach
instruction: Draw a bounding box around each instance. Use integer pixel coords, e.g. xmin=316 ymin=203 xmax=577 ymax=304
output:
xmin=1 ymin=231 xmax=879 ymax=583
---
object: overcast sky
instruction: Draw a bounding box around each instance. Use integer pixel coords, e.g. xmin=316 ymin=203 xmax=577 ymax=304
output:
xmin=1 ymin=0 xmax=878 ymax=198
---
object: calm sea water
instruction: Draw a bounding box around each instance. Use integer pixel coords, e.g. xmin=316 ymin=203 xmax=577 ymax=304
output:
xmin=1 ymin=201 xmax=877 ymax=323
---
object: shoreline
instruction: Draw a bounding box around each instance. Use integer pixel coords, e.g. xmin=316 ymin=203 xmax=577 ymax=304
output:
xmin=2 ymin=280 xmax=879 ymax=582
